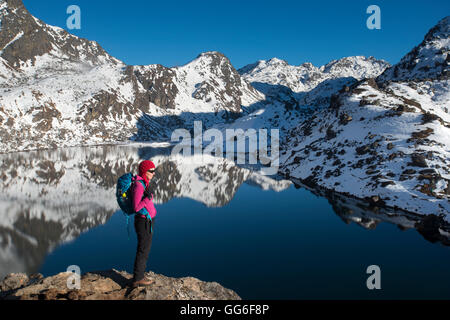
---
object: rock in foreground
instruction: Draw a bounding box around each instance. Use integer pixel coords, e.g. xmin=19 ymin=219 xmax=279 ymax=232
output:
xmin=0 ymin=269 xmax=241 ymax=300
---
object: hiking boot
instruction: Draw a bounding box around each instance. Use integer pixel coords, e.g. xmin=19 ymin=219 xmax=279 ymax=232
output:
xmin=131 ymin=277 xmax=153 ymax=288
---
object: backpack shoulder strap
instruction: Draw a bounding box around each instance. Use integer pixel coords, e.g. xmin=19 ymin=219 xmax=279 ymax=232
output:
xmin=133 ymin=179 xmax=147 ymax=200
xmin=136 ymin=180 xmax=146 ymax=189
xmin=131 ymin=176 xmax=146 ymax=189
xmin=134 ymin=180 xmax=153 ymax=230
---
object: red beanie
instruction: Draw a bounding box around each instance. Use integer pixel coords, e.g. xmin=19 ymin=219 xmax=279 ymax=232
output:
xmin=138 ymin=160 xmax=156 ymax=185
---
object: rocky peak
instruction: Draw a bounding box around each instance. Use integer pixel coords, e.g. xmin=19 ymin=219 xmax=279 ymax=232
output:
xmin=0 ymin=0 xmax=51 ymax=68
xmin=195 ymin=50 xmax=228 ymax=62
xmin=377 ymin=16 xmax=449 ymax=82
xmin=0 ymin=0 xmax=117 ymax=70
xmin=173 ymin=51 xmax=262 ymax=113
xmin=424 ymin=16 xmax=450 ymax=42
xmin=320 ymin=56 xmax=390 ymax=79
xmin=238 ymin=57 xmax=289 ymax=73
xmin=0 ymin=0 xmax=24 ymax=10
xmin=130 ymin=51 xmax=264 ymax=114
xmin=267 ymin=57 xmax=289 ymax=66
xmin=187 ymin=51 xmax=241 ymax=81
xmin=299 ymin=62 xmax=316 ymax=70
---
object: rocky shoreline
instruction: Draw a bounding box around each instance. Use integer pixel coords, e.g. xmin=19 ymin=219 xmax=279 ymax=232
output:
xmin=0 ymin=269 xmax=241 ymax=300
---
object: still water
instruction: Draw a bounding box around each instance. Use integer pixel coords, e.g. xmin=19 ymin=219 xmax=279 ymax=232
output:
xmin=0 ymin=143 xmax=449 ymax=299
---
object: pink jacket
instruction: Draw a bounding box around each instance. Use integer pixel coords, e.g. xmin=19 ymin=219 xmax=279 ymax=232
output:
xmin=131 ymin=175 xmax=157 ymax=219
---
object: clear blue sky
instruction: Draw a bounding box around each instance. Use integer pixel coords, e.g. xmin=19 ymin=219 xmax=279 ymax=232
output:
xmin=23 ymin=0 xmax=450 ymax=69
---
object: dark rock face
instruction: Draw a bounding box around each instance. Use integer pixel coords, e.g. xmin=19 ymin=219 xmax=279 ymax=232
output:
xmin=410 ymin=153 xmax=428 ymax=168
xmin=0 ymin=0 xmax=52 ymax=68
xmin=0 ymin=0 xmax=116 ymax=68
xmin=0 ymin=269 xmax=241 ymax=300
xmin=377 ymin=16 xmax=450 ymax=82
xmin=422 ymin=112 xmax=442 ymax=124
xmin=134 ymin=65 xmax=179 ymax=109
xmin=199 ymin=52 xmax=245 ymax=113
xmin=190 ymin=52 xmax=258 ymax=113
xmin=32 ymin=104 xmax=61 ymax=132
xmin=80 ymin=90 xmax=147 ymax=126
xmin=193 ymin=81 xmax=215 ymax=102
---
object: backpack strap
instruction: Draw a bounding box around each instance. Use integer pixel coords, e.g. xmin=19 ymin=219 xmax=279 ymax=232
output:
xmin=133 ymin=179 xmax=153 ymax=233
xmin=137 ymin=180 xmax=146 ymax=189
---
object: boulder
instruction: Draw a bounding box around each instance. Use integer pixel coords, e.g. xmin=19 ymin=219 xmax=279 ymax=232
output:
xmin=410 ymin=153 xmax=428 ymax=168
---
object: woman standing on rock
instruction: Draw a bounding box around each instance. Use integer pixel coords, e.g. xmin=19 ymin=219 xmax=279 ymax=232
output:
xmin=130 ymin=160 xmax=157 ymax=287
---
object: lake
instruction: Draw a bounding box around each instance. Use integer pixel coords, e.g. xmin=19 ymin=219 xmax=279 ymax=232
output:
xmin=0 ymin=143 xmax=449 ymax=299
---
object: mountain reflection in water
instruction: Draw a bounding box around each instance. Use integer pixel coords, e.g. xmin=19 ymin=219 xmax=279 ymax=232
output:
xmin=0 ymin=143 xmax=448 ymax=295
xmin=0 ymin=143 xmax=290 ymax=278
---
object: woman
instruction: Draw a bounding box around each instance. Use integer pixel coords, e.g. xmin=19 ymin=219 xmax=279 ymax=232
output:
xmin=130 ymin=160 xmax=157 ymax=287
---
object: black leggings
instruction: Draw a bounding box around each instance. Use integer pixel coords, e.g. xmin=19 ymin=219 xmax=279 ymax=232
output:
xmin=133 ymin=216 xmax=153 ymax=281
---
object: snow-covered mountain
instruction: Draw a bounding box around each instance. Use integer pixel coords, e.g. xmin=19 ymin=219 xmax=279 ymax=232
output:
xmin=0 ymin=0 xmax=394 ymax=156
xmin=0 ymin=143 xmax=291 ymax=278
xmin=239 ymin=56 xmax=389 ymax=92
xmin=134 ymin=52 xmax=263 ymax=115
xmin=279 ymin=16 xmax=450 ymax=221
xmin=214 ymin=56 xmax=390 ymax=149
xmin=239 ymin=55 xmax=390 ymax=107
xmin=0 ymin=0 xmax=264 ymax=153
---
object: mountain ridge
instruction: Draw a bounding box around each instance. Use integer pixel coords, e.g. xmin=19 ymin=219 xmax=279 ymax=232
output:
xmin=0 ymin=0 xmax=393 ymax=154
xmin=0 ymin=0 xmax=265 ymax=153
xmin=377 ymin=16 xmax=449 ymax=82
